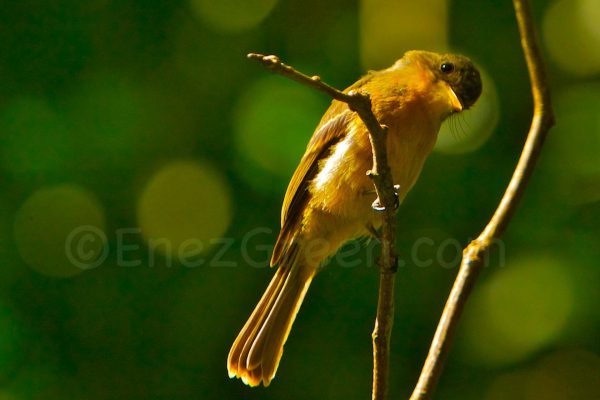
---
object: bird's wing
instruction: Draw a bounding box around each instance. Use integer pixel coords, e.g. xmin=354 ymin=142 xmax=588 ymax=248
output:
xmin=270 ymin=101 xmax=352 ymax=267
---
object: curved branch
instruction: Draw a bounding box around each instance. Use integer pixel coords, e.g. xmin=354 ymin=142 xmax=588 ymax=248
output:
xmin=247 ymin=53 xmax=398 ymax=400
xmin=409 ymin=1 xmax=555 ymax=399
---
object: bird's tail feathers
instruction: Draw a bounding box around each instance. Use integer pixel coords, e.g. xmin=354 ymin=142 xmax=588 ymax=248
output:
xmin=227 ymin=242 xmax=315 ymax=386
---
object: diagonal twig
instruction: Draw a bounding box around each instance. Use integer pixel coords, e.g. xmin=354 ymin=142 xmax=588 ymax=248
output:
xmin=247 ymin=52 xmax=399 ymax=400
xmin=409 ymin=1 xmax=555 ymax=399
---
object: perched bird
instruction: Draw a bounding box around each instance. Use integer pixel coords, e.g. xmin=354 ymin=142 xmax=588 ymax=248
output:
xmin=227 ymin=50 xmax=482 ymax=386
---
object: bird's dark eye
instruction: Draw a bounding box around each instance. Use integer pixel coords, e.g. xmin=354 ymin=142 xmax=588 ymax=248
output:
xmin=440 ymin=62 xmax=455 ymax=73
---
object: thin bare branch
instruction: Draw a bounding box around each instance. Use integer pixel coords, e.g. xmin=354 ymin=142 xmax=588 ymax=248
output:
xmin=248 ymin=52 xmax=399 ymax=400
xmin=409 ymin=1 xmax=555 ymax=399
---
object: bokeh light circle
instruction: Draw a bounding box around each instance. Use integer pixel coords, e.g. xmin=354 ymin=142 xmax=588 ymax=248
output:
xmin=459 ymin=255 xmax=574 ymax=366
xmin=13 ymin=185 xmax=107 ymax=277
xmin=579 ymin=0 xmax=600 ymax=45
xmin=360 ymin=0 xmax=449 ymax=69
xmin=435 ymin=66 xmax=499 ymax=154
xmin=137 ymin=160 xmax=233 ymax=259
xmin=543 ymin=0 xmax=600 ymax=76
xmin=233 ymin=75 xmax=326 ymax=192
xmin=190 ymin=0 xmax=278 ymax=33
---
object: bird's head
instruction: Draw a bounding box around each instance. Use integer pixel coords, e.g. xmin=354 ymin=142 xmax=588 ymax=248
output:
xmin=401 ymin=50 xmax=483 ymax=113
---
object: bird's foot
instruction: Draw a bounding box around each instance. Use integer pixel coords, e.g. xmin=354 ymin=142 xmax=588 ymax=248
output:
xmin=371 ymin=184 xmax=400 ymax=212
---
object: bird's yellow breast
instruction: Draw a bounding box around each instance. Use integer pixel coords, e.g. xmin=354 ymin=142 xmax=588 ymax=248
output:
xmin=302 ymin=60 xmax=454 ymax=246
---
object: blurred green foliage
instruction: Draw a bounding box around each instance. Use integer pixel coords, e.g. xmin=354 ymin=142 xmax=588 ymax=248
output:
xmin=0 ymin=0 xmax=599 ymax=399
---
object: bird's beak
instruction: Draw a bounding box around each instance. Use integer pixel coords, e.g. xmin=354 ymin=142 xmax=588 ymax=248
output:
xmin=447 ymin=85 xmax=463 ymax=113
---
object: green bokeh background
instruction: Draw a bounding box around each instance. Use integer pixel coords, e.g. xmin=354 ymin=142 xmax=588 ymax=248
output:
xmin=0 ymin=0 xmax=598 ymax=399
